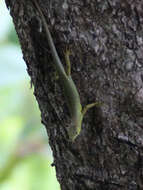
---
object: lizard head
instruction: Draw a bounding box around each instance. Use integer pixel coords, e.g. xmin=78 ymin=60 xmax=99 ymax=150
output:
xmin=67 ymin=114 xmax=83 ymax=142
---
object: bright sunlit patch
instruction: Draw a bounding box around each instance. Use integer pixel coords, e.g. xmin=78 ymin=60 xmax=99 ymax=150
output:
xmin=0 ymin=45 xmax=28 ymax=87
xmin=0 ymin=116 xmax=23 ymax=145
xmin=0 ymin=1 xmax=12 ymax=41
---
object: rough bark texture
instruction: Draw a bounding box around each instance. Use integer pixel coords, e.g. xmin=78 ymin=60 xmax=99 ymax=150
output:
xmin=5 ymin=0 xmax=143 ymax=189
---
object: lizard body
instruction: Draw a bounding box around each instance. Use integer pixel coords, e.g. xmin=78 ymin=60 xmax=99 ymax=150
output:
xmin=33 ymin=1 xmax=97 ymax=141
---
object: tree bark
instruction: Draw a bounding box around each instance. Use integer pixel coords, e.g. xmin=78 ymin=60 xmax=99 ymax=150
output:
xmin=5 ymin=0 xmax=143 ymax=189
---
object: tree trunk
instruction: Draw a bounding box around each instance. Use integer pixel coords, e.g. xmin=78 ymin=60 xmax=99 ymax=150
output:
xmin=5 ymin=0 xmax=143 ymax=189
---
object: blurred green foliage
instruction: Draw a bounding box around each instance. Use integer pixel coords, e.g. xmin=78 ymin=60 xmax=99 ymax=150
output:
xmin=7 ymin=27 xmax=19 ymax=45
xmin=0 ymin=1 xmax=60 ymax=189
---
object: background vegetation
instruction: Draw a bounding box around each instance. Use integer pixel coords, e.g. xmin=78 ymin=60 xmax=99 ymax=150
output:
xmin=0 ymin=1 xmax=60 ymax=189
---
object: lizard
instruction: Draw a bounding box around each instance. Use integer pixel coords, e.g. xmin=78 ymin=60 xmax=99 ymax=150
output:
xmin=33 ymin=1 xmax=98 ymax=141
